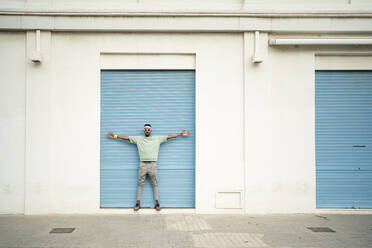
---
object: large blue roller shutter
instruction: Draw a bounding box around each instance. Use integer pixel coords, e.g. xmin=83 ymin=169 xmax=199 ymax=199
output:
xmin=315 ymin=70 xmax=372 ymax=208
xmin=100 ymin=70 xmax=195 ymax=208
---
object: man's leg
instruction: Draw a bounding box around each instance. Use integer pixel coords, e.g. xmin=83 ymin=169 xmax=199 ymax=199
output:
xmin=148 ymin=162 xmax=160 ymax=211
xmin=135 ymin=162 xmax=147 ymax=211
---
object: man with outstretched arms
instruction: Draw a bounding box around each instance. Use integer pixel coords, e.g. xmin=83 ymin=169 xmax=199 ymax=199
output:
xmin=106 ymin=124 xmax=190 ymax=211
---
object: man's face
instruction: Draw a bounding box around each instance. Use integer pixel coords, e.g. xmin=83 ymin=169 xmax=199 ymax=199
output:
xmin=144 ymin=127 xmax=152 ymax=136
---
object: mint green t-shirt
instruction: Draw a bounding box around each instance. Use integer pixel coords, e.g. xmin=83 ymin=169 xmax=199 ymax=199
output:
xmin=128 ymin=135 xmax=168 ymax=161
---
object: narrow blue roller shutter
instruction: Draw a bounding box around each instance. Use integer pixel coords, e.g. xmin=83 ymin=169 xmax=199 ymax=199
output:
xmin=315 ymin=70 xmax=372 ymax=208
xmin=100 ymin=70 xmax=195 ymax=208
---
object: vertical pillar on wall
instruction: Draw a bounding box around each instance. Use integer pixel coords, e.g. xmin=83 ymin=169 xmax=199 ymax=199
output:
xmin=25 ymin=30 xmax=52 ymax=214
xmin=243 ymin=31 xmax=273 ymax=213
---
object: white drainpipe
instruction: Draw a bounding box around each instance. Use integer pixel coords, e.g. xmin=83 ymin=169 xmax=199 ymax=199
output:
xmin=252 ymin=31 xmax=263 ymax=63
xmin=30 ymin=30 xmax=42 ymax=63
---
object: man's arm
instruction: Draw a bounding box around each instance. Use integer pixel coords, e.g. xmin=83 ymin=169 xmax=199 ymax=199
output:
xmin=167 ymin=130 xmax=190 ymax=139
xmin=106 ymin=132 xmax=129 ymax=140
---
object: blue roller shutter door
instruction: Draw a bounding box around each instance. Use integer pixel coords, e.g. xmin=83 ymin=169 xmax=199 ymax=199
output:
xmin=100 ymin=70 xmax=195 ymax=208
xmin=315 ymin=70 xmax=372 ymax=208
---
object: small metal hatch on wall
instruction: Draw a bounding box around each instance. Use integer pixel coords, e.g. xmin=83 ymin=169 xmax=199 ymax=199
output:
xmin=215 ymin=190 xmax=243 ymax=209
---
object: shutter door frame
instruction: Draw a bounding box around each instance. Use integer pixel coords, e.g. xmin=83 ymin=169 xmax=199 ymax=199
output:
xmin=315 ymin=70 xmax=372 ymax=209
xmin=100 ymin=70 xmax=196 ymax=208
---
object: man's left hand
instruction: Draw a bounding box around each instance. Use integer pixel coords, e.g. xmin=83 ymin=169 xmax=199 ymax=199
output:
xmin=181 ymin=130 xmax=190 ymax=136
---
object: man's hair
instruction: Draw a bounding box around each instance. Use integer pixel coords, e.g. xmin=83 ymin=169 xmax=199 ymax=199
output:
xmin=144 ymin=124 xmax=151 ymax=127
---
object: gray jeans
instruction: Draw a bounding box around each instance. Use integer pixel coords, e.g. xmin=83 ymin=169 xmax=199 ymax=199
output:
xmin=137 ymin=161 xmax=159 ymax=201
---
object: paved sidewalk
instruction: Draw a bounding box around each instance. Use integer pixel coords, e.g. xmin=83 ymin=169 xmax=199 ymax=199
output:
xmin=1 ymin=213 xmax=372 ymax=248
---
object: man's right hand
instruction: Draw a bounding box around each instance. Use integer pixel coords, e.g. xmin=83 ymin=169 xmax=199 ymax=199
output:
xmin=106 ymin=132 xmax=130 ymax=140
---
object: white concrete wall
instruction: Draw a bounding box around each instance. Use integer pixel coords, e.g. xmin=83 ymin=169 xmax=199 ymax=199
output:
xmin=1 ymin=29 xmax=372 ymax=214
xmin=41 ymin=32 xmax=244 ymax=214
xmin=266 ymin=46 xmax=316 ymax=213
xmin=2 ymin=0 xmax=371 ymax=10
xmin=0 ymin=32 xmax=26 ymax=214
xmin=24 ymin=30 xmax=53 ymax=214
xmin=244 ymin=34 xmax=372 ymax=214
